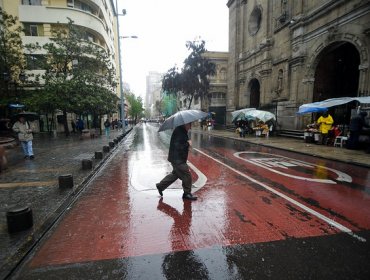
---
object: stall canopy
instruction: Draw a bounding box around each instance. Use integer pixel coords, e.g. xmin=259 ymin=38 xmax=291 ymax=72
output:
xmin=231 ymin=108 xmax=276 ymax=123
xmin=297 ymin=97 xmax=370 ymax=115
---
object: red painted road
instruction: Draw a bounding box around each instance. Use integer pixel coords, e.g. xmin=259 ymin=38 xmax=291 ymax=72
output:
xmin=27 ymin=124 xmax=370 ymax=269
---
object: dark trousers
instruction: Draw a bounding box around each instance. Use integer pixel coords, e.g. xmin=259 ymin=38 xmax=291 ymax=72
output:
xmin=157 ymin=162 xmax=192 ymax=194
xmin=347 ymin=131 xmax=360 ymax=149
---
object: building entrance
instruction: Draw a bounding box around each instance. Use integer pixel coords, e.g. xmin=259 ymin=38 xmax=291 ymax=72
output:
xmin=249 ymin=79 xmax=260 ymax=108
xmin=313 ymin=42 xmax=360 ymax=101
xmin=313 ymin=42 xmax=360 ymax=124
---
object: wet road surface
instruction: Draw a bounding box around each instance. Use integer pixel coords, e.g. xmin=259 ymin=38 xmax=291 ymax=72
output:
xmin=10 ymin=123 xmax=370 ymax=279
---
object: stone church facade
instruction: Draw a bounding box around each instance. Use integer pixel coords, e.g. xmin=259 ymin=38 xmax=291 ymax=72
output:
xmin=226 ymin=0 xmax=370 ymax=129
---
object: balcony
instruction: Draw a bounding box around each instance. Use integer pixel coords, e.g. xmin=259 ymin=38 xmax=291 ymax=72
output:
xmin=18 ymin=5 xmax=113 ymax=50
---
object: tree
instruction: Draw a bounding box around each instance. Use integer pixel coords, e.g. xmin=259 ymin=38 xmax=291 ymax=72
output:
xmin=0 ymin=8 xmax=26 ymax=111
xmin=126 ymin=93 xmax=144 ymax=124
xmin=162 ymin=40 xmax=216 ymax=110
xmin=37 ymin=18 xmax=117 ymax=135
xmin=160 ymin=91 xmax=177 ymax=117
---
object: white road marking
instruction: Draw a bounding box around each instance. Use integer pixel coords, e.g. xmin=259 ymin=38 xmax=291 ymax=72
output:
xmin=234 ymin=151 xmax=352 ymax=184
xmin=194 ymin=148 xmax=366 ymax=242
xmin=130 ymin=159 xmax=207 ymax=194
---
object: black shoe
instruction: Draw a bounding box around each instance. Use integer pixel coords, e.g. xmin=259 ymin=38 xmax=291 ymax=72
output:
xmin=156 ymin=184 xmax=163 ymax=196
xmin=182 ymin=193 xmax=197 ymax=200
xmin=24 ymin=156 xmax=29 ymax=159
xmin=30 ymin=155 xmax=34 ymax=160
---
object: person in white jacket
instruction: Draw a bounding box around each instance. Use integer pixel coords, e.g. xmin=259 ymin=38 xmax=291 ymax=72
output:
xmin=12 ymin=116 xmax=34 ymax=159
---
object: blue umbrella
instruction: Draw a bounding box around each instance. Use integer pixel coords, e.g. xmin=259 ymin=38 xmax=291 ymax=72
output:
xmin=8 ymin=103 xmax=25 ymax=109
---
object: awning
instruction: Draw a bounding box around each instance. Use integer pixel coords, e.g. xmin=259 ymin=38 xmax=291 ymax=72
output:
xmin=297 ymin=97 xmax=370 ymax=115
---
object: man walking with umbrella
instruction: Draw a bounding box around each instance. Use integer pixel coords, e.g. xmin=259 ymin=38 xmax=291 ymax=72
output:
xmin=156 ymin=110 xmax=207 ymax=200
xmin=156 ymin=122 xmax=197 ymax=200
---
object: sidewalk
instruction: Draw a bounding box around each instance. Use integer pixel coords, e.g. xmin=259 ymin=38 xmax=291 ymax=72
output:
xmin=0 ymin=125 xmax=368 ymax=278
xmin=194 ymin=127 xmax=370 ymax=168
xmin=0 ymin=128 xmax=129 ymax=279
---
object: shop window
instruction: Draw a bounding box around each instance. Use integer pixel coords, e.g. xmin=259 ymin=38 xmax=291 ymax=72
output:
xmin=22 ymin=0 xmax=41 ymax=5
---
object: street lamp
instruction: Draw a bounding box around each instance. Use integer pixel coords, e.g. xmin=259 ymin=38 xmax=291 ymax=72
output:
xmin=115 ymin=3 xmax=138 ymax=133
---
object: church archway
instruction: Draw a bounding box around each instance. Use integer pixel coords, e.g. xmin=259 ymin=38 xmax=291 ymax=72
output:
xmin=313 ymin=42 xmax=360 ymax=101
xmin=313 ymin=42 xmax=360 ymax=124
xmin=249 ymin=78 xmax=260 ymax=108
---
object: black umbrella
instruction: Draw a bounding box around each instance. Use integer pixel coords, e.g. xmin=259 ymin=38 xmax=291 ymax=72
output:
xmin=12 ymin=112 xmax=40 ymax=122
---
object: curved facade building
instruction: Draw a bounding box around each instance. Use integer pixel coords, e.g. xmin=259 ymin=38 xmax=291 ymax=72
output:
xmin=1 ymin=0 xmax=120 ymax=98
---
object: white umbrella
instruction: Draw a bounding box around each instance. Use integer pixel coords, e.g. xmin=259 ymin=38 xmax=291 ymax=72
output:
xmin=231 ymin=108 xmax=256 ymax=119
xmin=246 ymin=109 xmax=276 ymax=123
xmin=158 ymin=110 xmax=208 ymax=132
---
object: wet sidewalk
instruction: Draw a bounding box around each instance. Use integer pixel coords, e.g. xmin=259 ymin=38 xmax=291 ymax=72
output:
xmin=0 ymin=128 xmax=130 ymax=279
xmin=194 ymin=127 xmax=370 ymax=168
xmin=0 ymin=125 xmax=368 ymax=278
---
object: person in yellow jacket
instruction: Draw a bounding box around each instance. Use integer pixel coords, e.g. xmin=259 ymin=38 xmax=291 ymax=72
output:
xmin=316 ymin=111 xmax=334 ymax=144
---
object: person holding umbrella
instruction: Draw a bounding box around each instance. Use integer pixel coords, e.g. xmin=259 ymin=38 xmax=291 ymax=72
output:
xmin=156 ymin=110 xmax=207 ymax=200
xmin=12 ymin=116 xmax=35 ymax=160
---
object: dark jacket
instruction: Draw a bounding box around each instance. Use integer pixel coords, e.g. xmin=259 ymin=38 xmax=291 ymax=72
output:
xmin=349 ymin=113 xmax=367 ymax=132
xmin=168 ymin=125 xmax=189 ymax=164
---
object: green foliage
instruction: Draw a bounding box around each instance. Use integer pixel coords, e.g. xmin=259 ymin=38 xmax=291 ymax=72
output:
xmin=40 ymin=18 xmax=117 ymax=116
xmin=162 ymin=40 xmax=216 ymax=109
xmin=161 ymin=91 xmax=177 ymax=117
xmin=126 ymin=92 xmax=144 ymax=123
xmin=0 ymin=8 xmax=26 ymax=107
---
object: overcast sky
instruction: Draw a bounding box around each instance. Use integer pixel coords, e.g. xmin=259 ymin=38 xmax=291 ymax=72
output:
xmin=117 ymin=0 xmax=229 ymax=99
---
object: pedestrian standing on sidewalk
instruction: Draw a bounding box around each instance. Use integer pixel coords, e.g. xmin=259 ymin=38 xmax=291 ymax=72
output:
xmin=156 ymin=122 xmax=197 ymax=200
xmin=104 ymin=118 xmax=111 ymax=138
xmin=316 ymin=111 xmax=334 ymax=144
xmin=347 ymin=111 xmax=369 ymax=149
xmin=12 ymin=116 xmax=35 ymax=160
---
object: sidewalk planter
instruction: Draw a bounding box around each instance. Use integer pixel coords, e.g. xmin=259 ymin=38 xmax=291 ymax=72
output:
xmin=58 ymin=174 xmax=74 ymax=188
xmin=103 ymin=146 xmax=110 ymax=153
xmin=82 ymin=159 xmax=92 ymax=170
xmin=6 ymin=207 xmax=33 ymax=234
xmin=95 ymin=151 xmax=103 ymax=159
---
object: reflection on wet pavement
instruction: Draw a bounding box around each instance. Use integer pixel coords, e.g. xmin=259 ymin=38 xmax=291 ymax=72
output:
xmin=12 ymin=123 xmax=370 ymax=279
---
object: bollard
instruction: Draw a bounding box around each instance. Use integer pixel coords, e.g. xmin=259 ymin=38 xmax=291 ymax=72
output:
xmin=58 ymin=174 xmax=74 ymax=188
xmin=113 ymin=138 xmax=118 ymax=144
xmin=6 ymin=207 xmax=33 ymax=233
xmin=109 ymin=141 xmax=115 ymax=148
xmin=95 ymin=151 xmax=103 ymax=159
xmin=82 ymin=159 xmax=92 ymax=170
xmin=103 ymin=145 xmax=110 ymax=153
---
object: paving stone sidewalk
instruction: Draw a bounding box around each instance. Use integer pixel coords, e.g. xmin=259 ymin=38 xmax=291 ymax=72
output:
xmin=0 ymin=128 xmax=129 ymax=279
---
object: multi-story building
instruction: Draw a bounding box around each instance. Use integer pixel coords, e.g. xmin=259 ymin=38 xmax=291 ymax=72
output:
xmin=145 ymin=71 xmax=163 ymax=119
xmin=1 ymin=0 xmax=120 ymax=131
xmin=227 ymin=0 xmax=370 ymax=130
xmin=203 ymin=51 xmax=228 ymax=126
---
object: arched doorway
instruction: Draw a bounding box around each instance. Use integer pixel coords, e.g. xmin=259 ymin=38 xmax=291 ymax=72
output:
xmin=249 ymin=78 xmax=260 ymax=108
xmin=313 ymin=42 xmax=360 ymax=124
